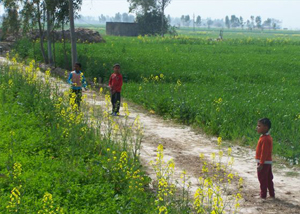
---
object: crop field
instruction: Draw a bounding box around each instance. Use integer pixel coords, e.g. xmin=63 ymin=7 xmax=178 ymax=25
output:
xmin=14 ymin=28 xmax=300 ymax=164
xmin=0 ymin=60 xmax=244 ymax=213
xmin=0 ymin=61 xmax=157 ymax=213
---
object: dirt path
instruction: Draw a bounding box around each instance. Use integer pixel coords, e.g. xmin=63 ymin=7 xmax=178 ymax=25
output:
xmin=1 ymin=58 xmax=299 ymax=213
xmin=84 ymin=89 xmax=300 ymax=214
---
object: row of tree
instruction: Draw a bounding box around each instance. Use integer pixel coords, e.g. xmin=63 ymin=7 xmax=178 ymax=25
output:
xmin=92 ymin=10 xmax=281 ymax=32
xmin=225 ymin=15 xmax=280 ymax=30
xmin=0 ymin=0 xmax=82 ymax=67
xmin=98 ymin=13 xmax=135 ymax=23
xmin=171 ymin=15 xmax=281 ymax=30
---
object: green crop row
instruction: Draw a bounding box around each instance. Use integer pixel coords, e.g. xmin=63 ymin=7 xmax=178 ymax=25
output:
xmin=12 ymin=33 xmax=300 ymax=164
xmin=0 ymin=63 xmax=155 ymax=213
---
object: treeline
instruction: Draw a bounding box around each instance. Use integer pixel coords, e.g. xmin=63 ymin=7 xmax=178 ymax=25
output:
xmin=98 ymin=13 xmax=135 ymax=23
xmin=75 ymin=13 xmax=136 ymax=25
xmin=169 ymin=15 xmax=282 ymax=30
xmin=0 ymin=0 xmax=83 ymax=65
xmin=77 ymin=12 xmax=282 ymax=31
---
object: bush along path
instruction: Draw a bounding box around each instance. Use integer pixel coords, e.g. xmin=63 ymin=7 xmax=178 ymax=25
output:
xmin=1 ymin=57 xmax=299 ymax=213
xmin=0 ymin=58 xmax=156 ymax=213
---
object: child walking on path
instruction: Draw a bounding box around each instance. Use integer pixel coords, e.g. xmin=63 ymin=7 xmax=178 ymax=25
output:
xmin=67 ymin=62 xmax=87 ymax=108
xmin=255 ymin=118 xmax=275 ymax=199
xmin=109 ymin=63 xmax=123 ymax=116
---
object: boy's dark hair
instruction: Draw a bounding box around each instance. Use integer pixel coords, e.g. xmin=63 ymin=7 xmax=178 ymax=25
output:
xmin=75 ymin=62 xmax=82 ymax=68
xmin=113 ymin=63 xmax=120 ymax=68
xmin=258 ymin=118 xmax=271 ymax=130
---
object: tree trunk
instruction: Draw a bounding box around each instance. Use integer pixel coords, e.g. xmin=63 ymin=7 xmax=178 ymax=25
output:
xmin=69 ymin=0 xmax=77 ymax=67
xmin=52 ymin=29 xmax=56 ymax=67
xmin=62 ymin=21 xmax=68 ymax=70
xmin=37 ymin=2 xmax=48 ymax=64
xmin=46 ymin=7 xmax=53 ymax=65
xmin=161 ymin=5 xmax=164 ymax=37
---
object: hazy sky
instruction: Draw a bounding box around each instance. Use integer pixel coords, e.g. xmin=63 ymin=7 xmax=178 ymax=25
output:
xmin=79 ymin=0 xmax=300 ymax=29
xmin=0 ymin=0 xmax=299 ymax=29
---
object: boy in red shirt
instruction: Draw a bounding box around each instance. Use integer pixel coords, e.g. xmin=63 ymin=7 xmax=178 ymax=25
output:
xmin=108 ymin=64 xmax=123 ymax=116
xmin=255 ymin=118 xmax=275 ymax=199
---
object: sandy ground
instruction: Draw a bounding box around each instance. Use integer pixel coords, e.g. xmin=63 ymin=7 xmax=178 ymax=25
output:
xmin=1 ymin=58 xmax=299 ymax=213
xmin=84 ymin=88 xmax=300 ymax=214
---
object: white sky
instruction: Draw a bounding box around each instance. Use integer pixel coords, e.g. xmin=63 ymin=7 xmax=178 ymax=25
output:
xmin=0 ymin=0 xmax=299 ymax=29
xmin=79 ymin=0 xmax=300 ymax=29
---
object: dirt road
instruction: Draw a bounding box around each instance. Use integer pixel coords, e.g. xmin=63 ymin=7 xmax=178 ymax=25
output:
xmin=81 ymin=88 xmax=300 ymax=213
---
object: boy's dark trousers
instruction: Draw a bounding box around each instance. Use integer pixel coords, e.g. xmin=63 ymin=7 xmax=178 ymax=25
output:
xmin=111 ymin=92 xmax=121 ymax=113
xmin=72 ymin=89 xmax=82 ymax=107
xmin=257 ymin=164 xmax=275 ymax=198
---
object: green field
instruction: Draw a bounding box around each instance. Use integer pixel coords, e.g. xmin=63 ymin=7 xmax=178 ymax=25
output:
xmin=0 ymin=63 xmax=156 ymax=213
xmin=1 ymin=61 xmax=241 ymax=213
xmin=14 ymin=28 xmax=300 ymax=164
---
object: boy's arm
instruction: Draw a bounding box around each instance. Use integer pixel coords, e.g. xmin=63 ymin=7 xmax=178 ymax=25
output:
xmin=120 ymin=75 xmax=123 ymax=87
xmin=81 ymin=74 xmax=87 ymax=88
xmin=108 ymin=75 xmax=113 ymax=89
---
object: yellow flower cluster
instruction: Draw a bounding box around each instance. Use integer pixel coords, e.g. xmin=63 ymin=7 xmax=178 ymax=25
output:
xmin=174 ymin=79 xmax=182 ymax=91
xmin=141 ymin=73 xmax=165 ymax=84
xmin=214 ymin=98 xmax=223 ymax=112
xmin=123 ymin=102 xmax=130 ymax=118
xmin=151 ymin=145 xmax=176 ymax=214
xmin=6 ymin=186 xmax=22 ymax=212
xmin=38 ymin=192 xmax=64 ymax=214
xmin=194 ymin=143 xmax=243 ymax=213
xmin=13 ymin=162 xmax=22 ymax=180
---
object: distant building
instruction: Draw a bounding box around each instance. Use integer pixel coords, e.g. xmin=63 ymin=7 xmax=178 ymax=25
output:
xmin=106 ymin=22 xmax=139 ymax=37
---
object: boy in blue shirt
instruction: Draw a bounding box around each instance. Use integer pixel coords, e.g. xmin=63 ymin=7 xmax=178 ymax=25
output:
xmin=67 ymin=62 xmax=87 ymax=108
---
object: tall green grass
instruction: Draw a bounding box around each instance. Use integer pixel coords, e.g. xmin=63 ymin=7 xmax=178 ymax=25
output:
xmin=12 ymin=32 xmax=300 ymax=164
xmin=0 ymin=62 xmax=156 ymax=213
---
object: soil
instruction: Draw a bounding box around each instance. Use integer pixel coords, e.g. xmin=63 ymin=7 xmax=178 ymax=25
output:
xmin=80 ymin=84 xmax=300 ymax=214
xmin=1 ymin=57 xmax=299 ymax=213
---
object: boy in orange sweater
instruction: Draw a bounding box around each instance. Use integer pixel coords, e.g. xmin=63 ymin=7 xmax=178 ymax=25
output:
xmin=255 ymin=118 xmax=275 ymax=199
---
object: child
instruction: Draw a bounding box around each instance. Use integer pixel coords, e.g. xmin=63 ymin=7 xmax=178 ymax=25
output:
xmin=108 ymin=63 xmax=123 ymax=116
xmin=255 ymin=118 xmax=275 ymax=199
xmin=67 ymin=62 xmax=87 ymax=108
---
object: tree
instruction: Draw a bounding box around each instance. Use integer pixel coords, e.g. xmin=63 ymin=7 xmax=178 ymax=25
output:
xmin=128 ymin=14 xmax=135 ymax=22
xmin=230 ymin=15 xmax=240 ymax=28
xmin=156 ymin=0 xmax=172 ymax=36
xmin=180 ymin=15 xmax=185 ymax=26
xmin=167 ymin=14 xmax=171 ymax=25
xmin=1 ymin=0 xmax=21 ymax=39
xmin=225 ymin=16 xmax=230 ymax=29
xmin=1 ymin=0 xmax=82 ymax=67
xmin=98 ymin=14 xmax=106 ymax=23
xmin=207 ymin=18 xmax=213 ymax=29
xmin=122 ymin=13 xmax=129 ymax=22
xmin=255 ymin=16 xmax=262 ymax=29
xmin=196 ymin=15 xmax=201 ymax=27
xmin=246 ymin=19 xmax=251 ymax=30
xmin=127 ymin=0 xmax=156 ymax=14
xmin=69 ymin=0 xmax=77 ymax=67
xmin=114 ymin=12 xmax=122 ymax=22
xmin=136 ymin=10 xmax=168 ymax=35
xmin=184 ymin=15 xmax=190 ymax=27
xmin=20 ymin=0 xmax=35 ymax=35
xmin=239 ymin=16 xmax=244 ymax=29
xmin=263 ymin=18 xmax=272 ymax=28
xmin=128 ymin=0 xmax=170 ymax=35
xmin=250 ymin=15 xmax=255 ymax=28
